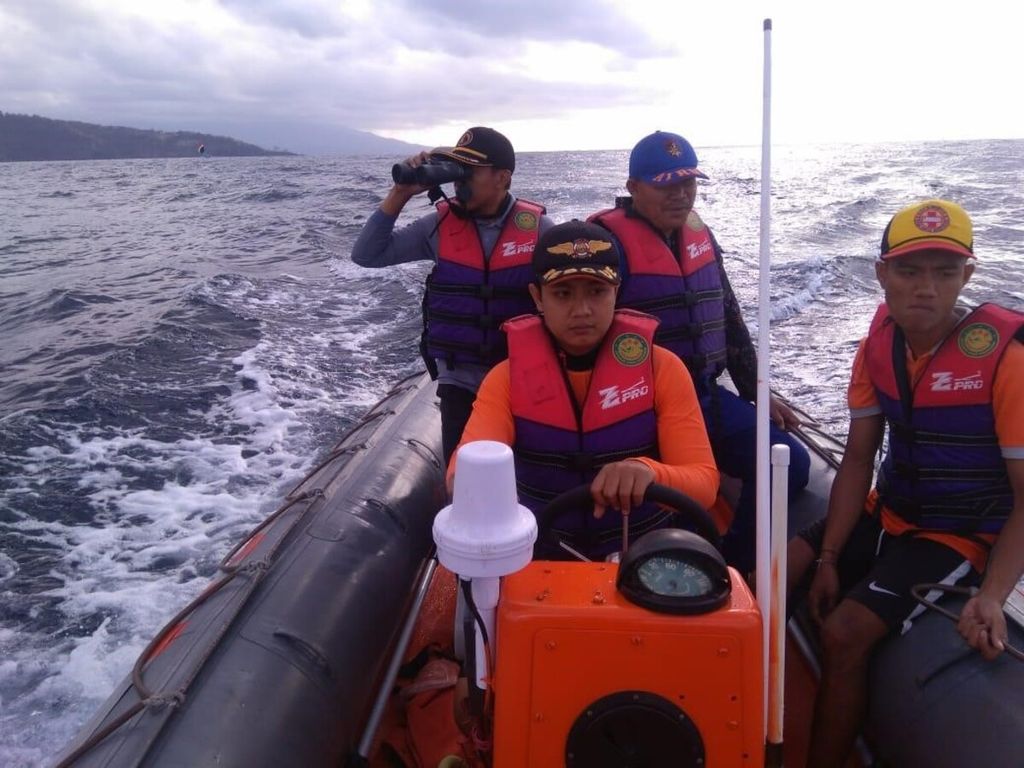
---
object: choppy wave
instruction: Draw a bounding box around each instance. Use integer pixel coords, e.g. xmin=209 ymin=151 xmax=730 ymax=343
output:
xmin=1 ymin=141 xmax=1022 ymax=765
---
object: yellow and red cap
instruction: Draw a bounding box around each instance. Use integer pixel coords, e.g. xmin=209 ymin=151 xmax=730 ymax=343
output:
xmin=880 ymin=199 xmax=974 ymax=260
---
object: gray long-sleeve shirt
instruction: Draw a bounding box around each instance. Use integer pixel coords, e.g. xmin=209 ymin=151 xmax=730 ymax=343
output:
xmin=351 ymin=194 xmax=555 ymax=392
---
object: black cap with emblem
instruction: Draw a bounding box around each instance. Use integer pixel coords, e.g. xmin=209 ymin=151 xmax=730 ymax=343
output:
xmin=532 ymin=220 xmax=622 ymax=285
xmin=431 ymin=127 xmax=515 ymax=172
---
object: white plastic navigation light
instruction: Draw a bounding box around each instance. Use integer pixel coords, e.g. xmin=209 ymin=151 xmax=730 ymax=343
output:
xmin=433 ymin=440 xmax=537 ymax=578
xmin=433 ymin=441 xmax=537 ymax=689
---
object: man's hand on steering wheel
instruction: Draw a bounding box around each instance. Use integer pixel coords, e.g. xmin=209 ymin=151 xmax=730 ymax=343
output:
xmin=591 ymin=460 xmax=655 ymax=519
xmin=537 ymin=480 xmax=720 ymax=558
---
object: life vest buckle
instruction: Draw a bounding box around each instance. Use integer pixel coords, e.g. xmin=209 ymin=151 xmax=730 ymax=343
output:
xmin=888 ymin=496 xmax=923 ymax=523
xmin=687 ymin=353 xmax=707 ymax=373
xmin=680 ymin=291 xmax=700 ymax=308
xmin=893 ymin=460 xmax=920 ymax=482
xmin=889 ymin=421 xmax=917 ymax=442
xmin=568 ymin=452 xmax=596 ymax=472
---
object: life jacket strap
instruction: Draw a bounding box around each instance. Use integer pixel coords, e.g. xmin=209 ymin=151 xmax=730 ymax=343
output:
xmin=515 ymin=443 xmax=659 ymax=473
xmin=887 ymin=420 xmax=999 ymax=447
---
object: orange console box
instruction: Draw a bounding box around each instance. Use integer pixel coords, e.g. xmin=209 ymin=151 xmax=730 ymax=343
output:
xmin=492 ymin=560 xmax=763 ymax=767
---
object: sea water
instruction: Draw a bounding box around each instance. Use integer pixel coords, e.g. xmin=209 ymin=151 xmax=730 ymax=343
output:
xmin=1 ymin=140 xmax=1022 ymax=765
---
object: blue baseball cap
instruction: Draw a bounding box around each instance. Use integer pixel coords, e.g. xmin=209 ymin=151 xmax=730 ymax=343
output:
xmin=628 ymin=131 xmax=708 ymax=185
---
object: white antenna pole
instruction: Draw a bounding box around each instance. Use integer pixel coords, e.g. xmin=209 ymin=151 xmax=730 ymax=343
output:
xmin=756 ymin=17 xmax=773 ymax=736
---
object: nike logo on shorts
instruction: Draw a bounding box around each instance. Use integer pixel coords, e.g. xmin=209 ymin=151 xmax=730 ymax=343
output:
xmin=868 ymin=581 xmax=900 ymax=597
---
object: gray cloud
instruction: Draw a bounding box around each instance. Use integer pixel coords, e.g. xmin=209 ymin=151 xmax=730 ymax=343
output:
xmin=406 ymin=0 xmax=675 ymax=58
xmin=3 ymin=1 xmax=1019 ymax=153
xmin=0 ymin=0 xmax=675 ymax=153
xmin=215 ymin=0 xmax=354 ymax=39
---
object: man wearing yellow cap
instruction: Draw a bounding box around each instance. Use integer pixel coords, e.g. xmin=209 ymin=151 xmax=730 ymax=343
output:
xmin=790 ymin=199 xmax=1024 ymax=767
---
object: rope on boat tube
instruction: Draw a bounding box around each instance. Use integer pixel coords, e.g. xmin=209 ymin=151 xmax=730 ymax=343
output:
xmin=53 ymin=488 xmax=325 ymax=768
xmin=285 ymin=376 xmax=429 ymax=502
xmin=771 ymin=389 xmax=845 ymax=472
xmin=910 ymin=583 xmax=1024 ymax=662
xmin=286 ymin=446 xmax=365 ymax=500
xmin=55 ymin=374 xmax=433 ymax=766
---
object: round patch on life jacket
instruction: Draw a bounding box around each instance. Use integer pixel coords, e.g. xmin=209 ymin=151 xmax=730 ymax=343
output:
xmin=613 ymin=333 xmax=649 ymax=366
xmin=958 ymin=322 xmax=999 ymax=358
xmin=514 ymin=211 xmax=538 ymax=231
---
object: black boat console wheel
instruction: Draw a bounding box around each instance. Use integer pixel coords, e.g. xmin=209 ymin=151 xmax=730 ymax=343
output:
xmin=534 ymin=482 xmax=720 ymax=558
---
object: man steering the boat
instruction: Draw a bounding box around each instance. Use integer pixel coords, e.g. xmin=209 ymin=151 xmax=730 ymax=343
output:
xmin=587 ymin=130 xmax=810 ymax=572
xmin=789 ymin=199 xmax=1024 ymax=767
xmin=448 ymin=220 xmax=719 ymax=560
xmin=351 ymin=127 xmax=554 ymax=463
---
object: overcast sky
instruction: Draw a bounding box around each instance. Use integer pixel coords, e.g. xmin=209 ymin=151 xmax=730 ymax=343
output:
xmin=2 ymin=0 xmax=1021 ymax=154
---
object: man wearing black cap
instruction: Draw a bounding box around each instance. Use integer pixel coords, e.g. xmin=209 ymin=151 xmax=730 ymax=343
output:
xmin=448 ymin=221 xmax=719 ymax=559
xmin=352 ymin=127 xmax=554 ymax=463
xmin=588 ymin=130 xmax=810 ymax=572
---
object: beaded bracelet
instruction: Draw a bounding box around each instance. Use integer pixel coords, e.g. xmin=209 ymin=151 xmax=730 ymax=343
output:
xmin=816 ymin=547 xmax=838 ymax=567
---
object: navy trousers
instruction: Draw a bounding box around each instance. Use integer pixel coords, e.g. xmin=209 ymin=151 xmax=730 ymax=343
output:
xmin=701 ymin=384 xmax=811 ymax=574
xmin=437 ymin=383 xmax=477 ymax=467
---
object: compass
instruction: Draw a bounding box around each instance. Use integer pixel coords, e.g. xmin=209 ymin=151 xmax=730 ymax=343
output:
xmin=617 ymin=528 xmax=731 ymax=615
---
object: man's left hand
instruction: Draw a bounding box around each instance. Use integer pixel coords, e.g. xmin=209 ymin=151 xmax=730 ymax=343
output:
xmin=769 ymin=395 xmax=802 ymax=431
xmin=590 ymin=460 xmax=655 ymax=519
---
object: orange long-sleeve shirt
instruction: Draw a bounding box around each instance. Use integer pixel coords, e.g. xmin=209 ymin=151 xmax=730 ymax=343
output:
xmin=448 ymin=345 xmax=720 ymax=511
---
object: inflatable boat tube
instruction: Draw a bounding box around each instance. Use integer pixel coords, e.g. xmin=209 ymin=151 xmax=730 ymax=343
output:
xmin=58 ymin=373 xmax=445 ymax=767
xmin=867 ymin=592 xmax=1024 ymax=768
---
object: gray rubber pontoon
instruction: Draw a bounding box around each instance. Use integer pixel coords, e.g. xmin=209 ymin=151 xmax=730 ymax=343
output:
xmin=57 ymin=373 xmax=445 ymax=768
xmin=867 ymin=593 xmax=1024 ymax=768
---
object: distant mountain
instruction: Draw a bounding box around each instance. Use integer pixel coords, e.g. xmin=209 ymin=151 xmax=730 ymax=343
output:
xmin=0 ymin=111 xmax=428 ymax=161
xmin=0 ymin=112 xmax=293 ymax=162
xmin=221 ymin=120 xmax=427 ymax=157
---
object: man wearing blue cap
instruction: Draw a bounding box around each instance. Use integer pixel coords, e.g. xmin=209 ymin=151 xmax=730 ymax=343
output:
xmin=589 ymin=130 xmax=810 ymax=572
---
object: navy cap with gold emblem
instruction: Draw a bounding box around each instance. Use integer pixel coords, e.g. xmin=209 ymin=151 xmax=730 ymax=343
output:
xmin=533 ymin=220 xmax=622 ymax=285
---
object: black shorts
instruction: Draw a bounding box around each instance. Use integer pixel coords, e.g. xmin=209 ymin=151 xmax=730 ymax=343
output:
xmin=798 ymin=514 xmax=979 ymax=633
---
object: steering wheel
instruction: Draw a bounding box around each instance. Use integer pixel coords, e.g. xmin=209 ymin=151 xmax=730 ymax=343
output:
xmin=535 ymin=482 xmax=721 ymax=558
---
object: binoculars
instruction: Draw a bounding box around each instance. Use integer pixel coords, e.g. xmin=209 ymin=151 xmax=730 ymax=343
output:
xmin=391 ymin=159 xmax=471 ymax=187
